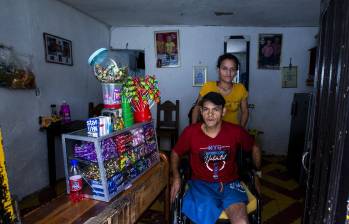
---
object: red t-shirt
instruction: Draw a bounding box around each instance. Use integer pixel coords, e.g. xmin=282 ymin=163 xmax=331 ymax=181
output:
xmin=173 ymin=122 xmax=254 ymax=183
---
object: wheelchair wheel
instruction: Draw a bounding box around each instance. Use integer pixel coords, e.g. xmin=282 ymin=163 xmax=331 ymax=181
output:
xmin=171 ymin=195 xmax=190 ymax=224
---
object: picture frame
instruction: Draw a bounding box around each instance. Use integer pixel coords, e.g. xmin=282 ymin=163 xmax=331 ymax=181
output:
xmin=154 ymin=30 xmax=180 ymax=68
xmin=258 ymin=34 xmax=282 ymax=69
xmin=193 ymin=65 xmax=207 ymax=87
xmin=43 ymin=32 xmax=73 ymax=66
xmin=281 ymin=66 xmax=297 ymax=88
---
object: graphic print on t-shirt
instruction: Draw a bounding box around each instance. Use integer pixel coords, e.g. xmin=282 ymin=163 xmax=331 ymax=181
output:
xmin=200 ymin=145 xmax=230 ymax=180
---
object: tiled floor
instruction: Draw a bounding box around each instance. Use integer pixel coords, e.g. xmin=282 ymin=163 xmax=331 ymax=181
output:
xmin=260 ymin=156 xmax=304 ymax=224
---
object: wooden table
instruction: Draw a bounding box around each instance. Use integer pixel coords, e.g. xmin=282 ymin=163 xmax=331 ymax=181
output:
xmin=44 ymin=120 xmax=86 ymax=187
xmin=22 ymin=153 xmax=170 ymax=224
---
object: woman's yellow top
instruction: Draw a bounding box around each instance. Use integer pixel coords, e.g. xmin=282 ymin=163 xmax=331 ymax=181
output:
xmin=199 ymin=81 xmax=248 ymax=125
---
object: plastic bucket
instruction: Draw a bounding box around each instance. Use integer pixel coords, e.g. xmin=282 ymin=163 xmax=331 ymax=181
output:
xmin=122 ymin=105 xmax=133 ymax=113
xmin=123 ymin=113 xmax=133 ymax=120
xmin=134 ymin=106 xmax=151 ymax=123
xmin=101 ymin=83 xmax=122 ymax=109
xmin=123 ymin=109 xmax=134 ymax=127
xmin=124 ymin=118 xmax=134 ymax=128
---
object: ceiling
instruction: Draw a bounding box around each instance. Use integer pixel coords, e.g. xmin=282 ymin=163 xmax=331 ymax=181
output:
xmin=59 ymin=0 xmax=321 ymax=27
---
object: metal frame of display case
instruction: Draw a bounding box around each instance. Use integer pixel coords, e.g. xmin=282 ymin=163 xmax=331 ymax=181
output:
xmin=62 ymin=121 xmax=159 ymax=202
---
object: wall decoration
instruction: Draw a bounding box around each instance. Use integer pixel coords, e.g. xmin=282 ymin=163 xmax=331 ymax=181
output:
xmin=154 ymin=30 xmax=180 ymax=68
xmin=0 ymin=44 xmax=36 ymax=89
xmin=258 ymin=34 xmax=282 ymax=69
xmin=43 ymin=33 xmax=73 ymax=66
xmin=193 ymin=65 xmax=207 ymax=87
xmin=281 ymin=66 xmax=297 ymax=88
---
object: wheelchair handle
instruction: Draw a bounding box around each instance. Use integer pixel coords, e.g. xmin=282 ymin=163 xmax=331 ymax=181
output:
xmin=302 ymin=151 xmax=310 ymax=172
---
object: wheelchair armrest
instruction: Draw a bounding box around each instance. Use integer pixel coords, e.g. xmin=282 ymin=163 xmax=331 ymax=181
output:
xmin=171 ymin=156 xmax=190 ymax=205
xmin=171 ymin=157 xmax=191 ymax=224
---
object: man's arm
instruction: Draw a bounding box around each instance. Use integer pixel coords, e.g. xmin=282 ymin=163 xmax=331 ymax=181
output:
xmin=191 ymin=95 xmax=202 ymax=124
xmin=240 ymin=98 xmax=249 ymax=128
xmin=252 ymin=144 xmax=261 ymax=170
xmin=170 ymin=151 xmax=181 ymax=203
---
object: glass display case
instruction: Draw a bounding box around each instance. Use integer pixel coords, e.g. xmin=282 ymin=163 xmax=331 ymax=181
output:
xmin=62 ymin=121 xmax=159 ymax=202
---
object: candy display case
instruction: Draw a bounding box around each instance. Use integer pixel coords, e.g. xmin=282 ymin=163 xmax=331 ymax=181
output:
xmin=62 ymin=121 xmax=159 ymax=202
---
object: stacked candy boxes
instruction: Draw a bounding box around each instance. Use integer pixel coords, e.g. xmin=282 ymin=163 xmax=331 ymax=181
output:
xmin=73 ymin=123 xmax=159 ymax=198
xmin=86 ymin=116 xmax=113 ymax=137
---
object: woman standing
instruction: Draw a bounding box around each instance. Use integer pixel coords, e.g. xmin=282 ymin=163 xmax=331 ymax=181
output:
xmin=191 ymin=53 xmax=249 ymax=127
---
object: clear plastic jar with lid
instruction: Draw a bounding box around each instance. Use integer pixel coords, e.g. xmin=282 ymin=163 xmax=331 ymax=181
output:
xmin=88 ymin=48 xmax=127 ymax=83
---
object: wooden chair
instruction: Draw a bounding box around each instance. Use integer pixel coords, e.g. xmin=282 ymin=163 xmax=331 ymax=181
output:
xmin=156 ymin=100 xmax=179 ymax=149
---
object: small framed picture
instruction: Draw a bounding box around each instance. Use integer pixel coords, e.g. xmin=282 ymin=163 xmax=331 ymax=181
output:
xmin=43 ymin=32 xmax=73 ymax=66
xmin=193 ymin=65 xmax=207 ymax=87
xmin=154 ymin=30 xmax=180 ymax=68
xmin=281 ymin=66 xmax=297 ymax=88
xmin=258 ymin=34 xmax=282 ymax=69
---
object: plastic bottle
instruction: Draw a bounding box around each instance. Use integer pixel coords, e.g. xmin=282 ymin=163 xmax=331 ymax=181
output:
xmin=50 ymin=104 xmax=57 ymax=116
xmin=69 ymin=159 xmax=83 ymax=202
xmin=60 ymin=101 xmax=71 ymax=123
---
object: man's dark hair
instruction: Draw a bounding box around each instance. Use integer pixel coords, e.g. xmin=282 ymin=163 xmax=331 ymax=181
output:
xmin=216 ymin=53 xmax=240 ymax=69
xmin=199 ymin=92 xmax=226 ymax=108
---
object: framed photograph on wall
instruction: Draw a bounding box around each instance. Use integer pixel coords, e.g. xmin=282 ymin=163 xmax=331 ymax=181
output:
xmin=193 ymin=65 xmax=207 ymax=87
xmin=43 ymin=32 xmax=73 ymax=66
xmin=258 ymin=34 xmax=282 ymax=69
xmin=154 ymin=30 xmax=180 ymax=68
xmin=281 ymin=66 xmax=297 ymax=88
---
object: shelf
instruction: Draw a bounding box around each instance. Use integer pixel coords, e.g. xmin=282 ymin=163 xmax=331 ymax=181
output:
xmin=63 ymin=121 xmax=153 ymax=141
xmin=62 ymin=121 xmax=159 ymax=202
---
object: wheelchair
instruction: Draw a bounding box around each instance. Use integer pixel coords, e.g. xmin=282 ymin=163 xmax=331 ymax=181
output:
xmin=171 ymin=149 xmax=261 ymax=224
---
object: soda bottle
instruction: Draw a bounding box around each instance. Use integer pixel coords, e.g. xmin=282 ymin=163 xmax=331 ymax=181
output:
xmin=60 ymin=101 xmax=71 ymax=124
xmin=69 ymin=159 xmax=83 ymax=202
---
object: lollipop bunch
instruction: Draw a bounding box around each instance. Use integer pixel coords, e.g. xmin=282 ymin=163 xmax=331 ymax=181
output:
xmin=122 ymin=75 xmax=160 ymax=111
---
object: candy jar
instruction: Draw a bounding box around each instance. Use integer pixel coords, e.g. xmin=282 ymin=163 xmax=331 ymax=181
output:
xmin=88 ymin=48 xmax=128 ymax=109
xmin=88 ymin=48 xmax=127 ymax=83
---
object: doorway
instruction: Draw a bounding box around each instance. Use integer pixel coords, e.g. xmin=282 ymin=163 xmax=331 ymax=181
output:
xmin=224 ymin=35 xmax=250 ymax=90
xmin=303 ymin=0 xmax=349 ymax=223
xmin=110 ymin=49 xmax=145 ymax=77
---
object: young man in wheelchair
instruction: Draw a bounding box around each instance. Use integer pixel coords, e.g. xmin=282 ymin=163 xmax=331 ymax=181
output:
xmin=170 ymin=92 xmax=261 ymax=224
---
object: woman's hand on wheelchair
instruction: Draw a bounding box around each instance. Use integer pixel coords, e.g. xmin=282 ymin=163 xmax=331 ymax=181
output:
xmin=170 ymin=177 xmax=181 ymax=203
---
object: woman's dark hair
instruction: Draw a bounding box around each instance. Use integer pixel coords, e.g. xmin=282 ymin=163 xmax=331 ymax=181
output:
xmin=216 ymin=53 xmax=240 ymax=69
